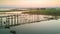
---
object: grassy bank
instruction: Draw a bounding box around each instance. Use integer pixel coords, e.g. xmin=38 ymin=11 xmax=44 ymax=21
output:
xmin=0 ymin=10 xmax=13 ymax=12
xmin=22 ymin=9 xmax=60 ymax=16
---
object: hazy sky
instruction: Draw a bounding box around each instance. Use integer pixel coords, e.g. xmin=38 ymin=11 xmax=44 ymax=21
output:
xmin=0 ymin=0 xmax=60 ymax=8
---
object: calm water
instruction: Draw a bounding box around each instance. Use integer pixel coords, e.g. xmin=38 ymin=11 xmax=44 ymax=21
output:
xmin=0 ymin=19 xmax=60 ymax=34
xmin=0 ymin=11 xmax=60 ymax=34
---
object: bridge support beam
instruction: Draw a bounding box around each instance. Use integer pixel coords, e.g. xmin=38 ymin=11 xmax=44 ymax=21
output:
xmin=12 ymin=15 xmax=16 ymax=26
xmin=10 ymin=16 xmax=14 ymax=26
xmin=0 ymin=17 xmax=3 ymax=28
xmin=17 ymin=15 xmax=19 ymax=25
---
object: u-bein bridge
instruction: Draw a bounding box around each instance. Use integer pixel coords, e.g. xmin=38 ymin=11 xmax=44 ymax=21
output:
xmin=0 ymin=14 xmax=22 ymax=28
xmin=0 ymin=14 xmax=41 ymax=29
xmin=0 ymin=14 xmax=59 ymax=29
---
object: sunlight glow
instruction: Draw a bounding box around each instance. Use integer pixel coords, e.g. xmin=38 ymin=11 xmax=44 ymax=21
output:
xmin=0 ymin=0 xmax=60 ymax=8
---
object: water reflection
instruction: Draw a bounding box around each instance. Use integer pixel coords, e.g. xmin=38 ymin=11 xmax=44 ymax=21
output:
xmin=0 ymin=12 xmax=60 ymax=34
xmin=10 ymin=19 xmax=60 ymax=34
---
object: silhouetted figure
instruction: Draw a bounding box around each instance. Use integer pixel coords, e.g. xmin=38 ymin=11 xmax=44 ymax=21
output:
xmin=5 ymin=25 xmax=10 ymax=29
xmin=49 ymin=18 xmax=54 ymax=20
xmin=10 ymin=30 xmax=16 ymax=34
xmin=4 ymin=22 xmax=6 ymax=24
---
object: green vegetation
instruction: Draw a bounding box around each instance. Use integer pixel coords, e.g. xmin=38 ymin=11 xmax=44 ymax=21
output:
xmin=0 ymin=10 xmax=12 ymax=12
xmin=0 ymin=10 xmax=20 ymax=12
xmin=22 ymin=9 xmax=60 ymax=16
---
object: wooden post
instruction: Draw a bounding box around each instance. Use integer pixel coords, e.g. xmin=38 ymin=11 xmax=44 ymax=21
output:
xmin=5 ymin=16 xmax=10 ymax=29
xmin=37 ymin=15 xmax=40 ymax=22
xmin=1 ymin=17 xmax=2 ymax=27
xmin=48 ymin=15 xmax=50 ymax=20
xmin=11 ymin=16 xmax=14 ymax=26
xmin=55 ymin=16 xmax=58 ymax=20
xmin=14 ymin=15 xmax=17 ymax=25
xmin=17 ymin=15 xmax=19 ymax=25
xmin=7 ymin=16 xmax=10 ymax=26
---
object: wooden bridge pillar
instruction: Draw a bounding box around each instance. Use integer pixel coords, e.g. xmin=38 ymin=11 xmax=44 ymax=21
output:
xmin=55 ymin=16 xmax=58 ymax=20
xmin=0 ymin=17 xmax=3 ymax=27
xmin=14 ymin=15 xmax=16 ymax=25
xmin=5 ymin=16 xmax=10 ymax=29
xmin=17 ymin=15 xmax=19 ymax=25
xmin=10 ymin=16 xmax=14 ymax=26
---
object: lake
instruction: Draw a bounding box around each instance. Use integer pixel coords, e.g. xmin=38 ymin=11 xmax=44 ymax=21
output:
xmin=0 ymin=19 xmax=60 ymax=34
xmin=0 ymin=11 xmax=60 ymax=34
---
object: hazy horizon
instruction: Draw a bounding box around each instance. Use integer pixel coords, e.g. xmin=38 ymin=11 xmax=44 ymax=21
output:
xmin=0 ymin=0 xmax=60 ymax=8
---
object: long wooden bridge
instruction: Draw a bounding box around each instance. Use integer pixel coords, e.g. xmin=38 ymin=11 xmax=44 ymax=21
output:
xmin=0 ymin=14 xmax=41 ymax=29
xmin=0 ymin=14 xmax=58 ymax=29
xmin=0 ymin=14 xmax=19 ymax=27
